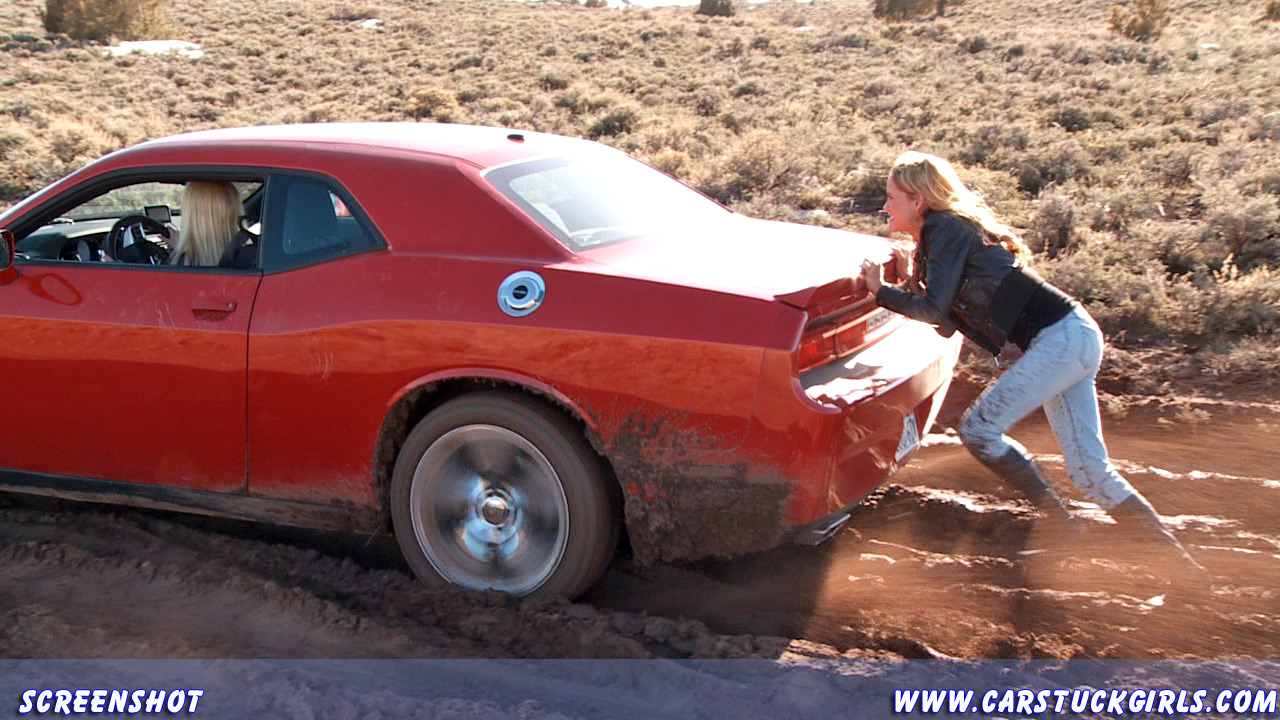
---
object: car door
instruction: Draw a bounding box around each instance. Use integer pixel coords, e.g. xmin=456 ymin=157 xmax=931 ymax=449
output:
xmin=244 ymin=173 xmax=385 ymax=504
xmin=0 ymin=178 xmax=261 ymax=492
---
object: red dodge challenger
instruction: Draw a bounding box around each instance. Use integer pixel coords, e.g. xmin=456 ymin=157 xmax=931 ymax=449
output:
xmin=0 ymin=123 xmax=960 ymax=598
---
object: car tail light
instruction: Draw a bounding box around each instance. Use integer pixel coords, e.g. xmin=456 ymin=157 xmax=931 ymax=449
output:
xmin=796 ymin=336 xmax=830 ymax=372
xmin=793 ymin=259 xmax=901 ymax=373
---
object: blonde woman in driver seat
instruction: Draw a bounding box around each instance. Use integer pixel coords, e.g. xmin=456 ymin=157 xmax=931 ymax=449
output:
xmin=171 ymin=181 xmax=242 ymax=267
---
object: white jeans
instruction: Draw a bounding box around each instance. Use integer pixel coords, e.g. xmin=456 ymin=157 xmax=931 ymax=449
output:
xmin=958 ymin=305 xmax=1136 ymax=510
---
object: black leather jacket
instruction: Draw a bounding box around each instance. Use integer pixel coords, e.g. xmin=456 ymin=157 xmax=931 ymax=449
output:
xmin=875 ymin=212 xmax=1064 ymax=356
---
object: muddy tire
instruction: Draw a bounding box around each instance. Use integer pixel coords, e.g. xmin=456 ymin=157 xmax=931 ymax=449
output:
xmin=390 ymin=391 xmax=619 ymax=599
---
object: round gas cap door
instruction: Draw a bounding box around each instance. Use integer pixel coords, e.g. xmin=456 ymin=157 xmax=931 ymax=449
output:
xmin=498 ymin=271 xmax=546 ymax=317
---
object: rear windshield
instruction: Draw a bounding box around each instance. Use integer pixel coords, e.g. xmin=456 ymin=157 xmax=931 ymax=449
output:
xmin=485 ymin=154 xmax=730 ymax=251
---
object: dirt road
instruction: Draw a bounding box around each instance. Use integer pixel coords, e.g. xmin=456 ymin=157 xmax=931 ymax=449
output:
xmin=2 ymin=394 xmax=1277 ymax=661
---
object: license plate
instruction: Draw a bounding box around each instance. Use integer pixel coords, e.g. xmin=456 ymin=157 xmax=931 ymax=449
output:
xmin=866 ymin=309 xmax=891 ymax=332
xmin=895 ymin=412 xmax=920 ymax=462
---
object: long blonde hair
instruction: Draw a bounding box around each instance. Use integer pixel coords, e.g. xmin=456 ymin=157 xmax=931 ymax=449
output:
xmin=889 ymin=151 xmax=1031 ymax=264
xmin=173 ymin=181 xmax=241 ymax=266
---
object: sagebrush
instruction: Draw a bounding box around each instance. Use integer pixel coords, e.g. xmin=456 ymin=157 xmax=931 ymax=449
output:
xmin=873 ymin=0 xmax=945 ymax=20
xmin=42 ymin=0 xmax=167 ymax=41
xmin=1109 ymin=0 xmax=1171 ymax=41
xmin=696 ymin=0 xmax=734 ymax=17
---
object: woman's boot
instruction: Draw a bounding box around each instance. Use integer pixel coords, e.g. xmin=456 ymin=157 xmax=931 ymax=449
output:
xmin=977 ymin=448 xmax=1072 ymax=521
xmin=1108 ymin=494 xmax=1208 ymax=578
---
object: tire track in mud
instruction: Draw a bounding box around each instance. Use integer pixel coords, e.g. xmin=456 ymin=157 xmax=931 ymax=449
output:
xmin=1 ymin=398 xmax=1276 ymax=659
xmin=0 ymin=500 xmax=801 ymax=659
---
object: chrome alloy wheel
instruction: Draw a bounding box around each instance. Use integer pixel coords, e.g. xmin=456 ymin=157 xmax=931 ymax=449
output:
xmin=408 ymin=424 xmax=570 ymax=596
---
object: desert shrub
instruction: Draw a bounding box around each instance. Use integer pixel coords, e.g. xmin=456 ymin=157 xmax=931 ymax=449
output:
xmin=327 ymin=5 xmax=379 ymax=22
xmin=1194 ymin=265 xmax=1280 ymax=339
xmin=1042 ymin=247 xmax=1173 ymax=341
xmin=958 ymin=35 xmax=988 ymax=54
xmin=1015 ymin=141 xmax=1090 ymax=195
xmin=538 ymin=72 xmax=570 ymax=91
xmin=1156 ymin=221 xmax=1217 ymax=274
xmin=46 ymin=119 xmax=115 ymax=164
xmin=1036 ymin=229 xmax=1278 ymax=349
xmin=701 ymin=131 xmax=799 ymax=203
xmin=1127 ymin=263 xmax=1280 ymax=349
xmin=1249 ymin=112 xmax=1280 ymax=142
xmin=831 ymin=150 xmax=899 ymax=214
xmin=955 ymin=124 xmax=1030 ymax=167
xmin=1248 ymin=158 xmax=1280 ymax=197
xmin=0 ymin=121 xmax=38 ymax=203
xmin=873 ymin=0 xmax=943 ymax=21
xmin=1032 ymin=191 xmax=1077 ymax=257
xmin=404 ymin=87 xmax=459 ymax=121
xmin=42 ymin=0 xmax=167 ymax=41
xmin=1050 ymin=107 xmax=1092 ymax=133
xmin=0 ymin=124 xmax=27 ymax=163
xmin=1201 ymin=188 xmax=1280 ymax=267
xmin=1264 ymin=0 xmax=1280 ymax=21
xmin=554 ymin=90 xmax=616 ymax=116
xmin=1083 ymin=185 xmax=1164 ymax=232
xmin=1147 ymin=146 xmax=1197 ymax=188
xmin=588 ymin=107 xmax=638 ymax=138
xmin=1109 ymin=0 xmax=1171 ymax=42
xmin=827 ymin=33 xmax=871 ymax=50
xmin=648 ymin=148 xmax=692 ymax=178
xmin=692 ymin=88 xmax=726 ymax=117
xmin=1204 ymin=335 xmax=1280 ymax=387
xmin=696 ymin=0 xmax=734 ymax=18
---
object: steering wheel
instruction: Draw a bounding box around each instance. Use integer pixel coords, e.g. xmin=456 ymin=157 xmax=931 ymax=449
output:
xmin=107 ymin=214 xmax=171 ymax=265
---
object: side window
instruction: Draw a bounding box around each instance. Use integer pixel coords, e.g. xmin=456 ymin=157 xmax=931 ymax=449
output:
xmin=261 ymin=175 xmax=379 ymax=271
xmin=13 ymin=177 xmax=263 ymax=270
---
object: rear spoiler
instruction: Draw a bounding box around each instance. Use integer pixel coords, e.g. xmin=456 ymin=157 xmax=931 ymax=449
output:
xmin=774 ymin=276 xmax=861 ymax=311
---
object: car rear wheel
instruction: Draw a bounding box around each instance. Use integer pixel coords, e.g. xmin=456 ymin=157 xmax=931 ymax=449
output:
xmin=390 ymin=391 xmax=618 ymax=599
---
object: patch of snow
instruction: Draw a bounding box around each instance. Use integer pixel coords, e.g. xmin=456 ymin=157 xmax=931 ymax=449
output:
xmin=104 ymin=40 xmax=203 ymax=59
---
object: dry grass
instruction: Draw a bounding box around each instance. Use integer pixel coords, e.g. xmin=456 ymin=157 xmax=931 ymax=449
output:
xmin=1 ymin=0 xmax=1277 ymax=393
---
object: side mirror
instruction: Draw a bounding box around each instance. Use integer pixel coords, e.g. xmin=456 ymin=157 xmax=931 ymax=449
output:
xmin=1 ymin=228 xmax=17 ymax=285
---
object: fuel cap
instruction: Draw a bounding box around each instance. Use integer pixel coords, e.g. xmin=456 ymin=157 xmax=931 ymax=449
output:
xmin=497 ymin=270 xmax=546 ymax=317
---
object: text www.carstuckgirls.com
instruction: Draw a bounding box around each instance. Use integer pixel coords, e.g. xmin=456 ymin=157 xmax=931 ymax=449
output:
xmin=894 ymin=687 xmax=1277 ymax=715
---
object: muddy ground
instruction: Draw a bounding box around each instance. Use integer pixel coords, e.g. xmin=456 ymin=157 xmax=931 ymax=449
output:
xmin=2 ymin=382 xmax=1277 ymax=664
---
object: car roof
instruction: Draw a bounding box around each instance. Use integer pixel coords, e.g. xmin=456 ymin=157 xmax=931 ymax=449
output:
xmin=132 ymin=123 xmax=597 ymax=169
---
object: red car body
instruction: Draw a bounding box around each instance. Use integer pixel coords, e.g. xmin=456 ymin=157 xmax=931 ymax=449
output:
xmin=0 ymin=123 xmax=959 ymax=597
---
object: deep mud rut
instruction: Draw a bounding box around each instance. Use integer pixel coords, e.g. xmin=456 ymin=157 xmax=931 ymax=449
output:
xmin=2 ymin=395 xmax=1276 ymax=661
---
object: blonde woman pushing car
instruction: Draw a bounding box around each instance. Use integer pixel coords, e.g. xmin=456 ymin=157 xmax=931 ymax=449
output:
xmin=861 ymin=150 xmax=1205 ymax=579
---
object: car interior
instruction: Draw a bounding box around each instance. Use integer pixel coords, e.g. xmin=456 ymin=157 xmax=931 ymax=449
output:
xmin=14 ymin=179 xmax=265 ymax=268
xmin=13 ymin=175 xmax=381 ymax=271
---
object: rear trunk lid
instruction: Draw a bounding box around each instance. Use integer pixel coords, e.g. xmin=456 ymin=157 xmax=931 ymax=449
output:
xmin=573 ymin=216 xmax=906 ymax=370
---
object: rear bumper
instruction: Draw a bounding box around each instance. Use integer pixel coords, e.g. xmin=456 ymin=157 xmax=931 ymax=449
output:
xmin=773 ymin=319 xmax=963 ymax=528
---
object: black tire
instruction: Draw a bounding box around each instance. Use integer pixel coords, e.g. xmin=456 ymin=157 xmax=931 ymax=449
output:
xmin=390 ymin=391 xmax=619 ymax=599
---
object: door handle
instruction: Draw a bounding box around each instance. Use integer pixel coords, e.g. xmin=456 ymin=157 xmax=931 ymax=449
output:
xmin=192 ymin=297 xmax=237 ymax=314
